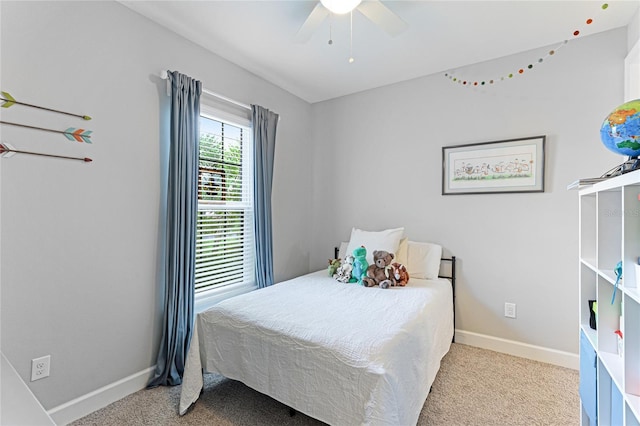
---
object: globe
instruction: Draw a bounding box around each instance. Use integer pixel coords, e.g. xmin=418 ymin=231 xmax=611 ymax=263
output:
xmin=600 ymin=99 xmax=640 ymax=157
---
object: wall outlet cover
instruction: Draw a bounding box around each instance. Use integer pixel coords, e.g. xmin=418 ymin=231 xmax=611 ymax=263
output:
xmin=31 ymin=355 xmax=50 ymax=381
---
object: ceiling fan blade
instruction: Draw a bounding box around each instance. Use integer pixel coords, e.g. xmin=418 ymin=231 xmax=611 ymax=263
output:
xmin=357 ymin=0 xmax=408 ymax=37
xmin=294 ymin=2 xmax=330 ymax=43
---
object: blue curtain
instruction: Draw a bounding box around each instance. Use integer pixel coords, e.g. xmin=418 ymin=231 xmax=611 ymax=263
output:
xmin=252 ymin=105 xmax=279 ymax=289
xmin=148 ymin=71 xmax=201 ymax=387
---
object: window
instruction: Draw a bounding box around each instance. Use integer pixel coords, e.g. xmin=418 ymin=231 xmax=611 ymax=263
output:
xmin=195 ymin=108 xmax=255 ymax=307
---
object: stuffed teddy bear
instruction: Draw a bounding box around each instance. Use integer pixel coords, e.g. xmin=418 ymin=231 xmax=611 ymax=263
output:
xmin=362 ymin=250 xmax=396 ymax=289
xmin=328 ymin=258 xmax=341 ymax=277
xmin=391 ymin=262 xmax=410 ymax=286
xmin=334 ymin=254 xmax=354 ymax=283
xmin=351 ymin=246 xmax=369 ymax=285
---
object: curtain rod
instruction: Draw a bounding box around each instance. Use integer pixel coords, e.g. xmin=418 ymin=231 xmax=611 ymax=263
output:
xmin=160 ymin=70 xmax=251 ymax=111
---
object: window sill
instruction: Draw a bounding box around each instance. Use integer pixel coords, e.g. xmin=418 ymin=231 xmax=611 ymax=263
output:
xmin=194 ymin=282 xmax=257 ymax=313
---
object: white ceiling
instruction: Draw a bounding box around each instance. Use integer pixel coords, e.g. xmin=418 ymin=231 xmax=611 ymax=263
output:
xmin=120 ymin=1 xmax=640 ymax=103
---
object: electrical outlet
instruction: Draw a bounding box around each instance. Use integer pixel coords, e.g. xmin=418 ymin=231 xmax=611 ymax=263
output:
xmin=31 ymin=355 xmax=50 ymax=381
xmin=504 ymin=302 xmax=516 ymax=318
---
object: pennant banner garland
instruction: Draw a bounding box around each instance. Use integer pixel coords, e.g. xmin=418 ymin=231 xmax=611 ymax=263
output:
xmin=445 ymin=3 xmax=609 ymax=87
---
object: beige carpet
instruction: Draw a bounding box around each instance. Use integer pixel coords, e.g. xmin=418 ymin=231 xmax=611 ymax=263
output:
xmin=70 ymin=343 xmax=579 ymax=426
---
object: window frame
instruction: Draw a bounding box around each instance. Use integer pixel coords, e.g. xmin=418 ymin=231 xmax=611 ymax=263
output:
xmin=194 ymin=104 xmax=256 ymax=313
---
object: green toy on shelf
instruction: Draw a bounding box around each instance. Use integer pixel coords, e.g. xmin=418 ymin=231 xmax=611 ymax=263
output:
xmin=611 ymin=261 xmax=622 ymax=304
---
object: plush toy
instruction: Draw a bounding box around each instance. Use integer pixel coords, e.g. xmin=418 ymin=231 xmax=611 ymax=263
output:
xmin=351 ymin=246 xmax=369 ymax=285
xmin=391 ymin=262 xmax=410 ymax=286
xmin=328 ymin=258 xmax=342 ymax=277
xmin=363 ymin=250 xmax=396 ymax=289
xmin=334 ymin=254 xmax=354 ymax=283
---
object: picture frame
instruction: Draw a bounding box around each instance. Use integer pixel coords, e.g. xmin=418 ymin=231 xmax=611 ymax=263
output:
xmin=442 ymin=135 xmax=546 ymax=195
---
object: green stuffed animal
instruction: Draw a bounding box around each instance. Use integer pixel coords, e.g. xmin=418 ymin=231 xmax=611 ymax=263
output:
xmin=328 ymin=258 xmax=341 ymax=277
xmin=351 ymin=246 xmax=369 ymax=285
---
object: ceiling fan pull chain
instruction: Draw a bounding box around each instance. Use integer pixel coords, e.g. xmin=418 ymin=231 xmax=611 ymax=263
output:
xmin=328 ymin=21 xmax=333 ymax=45
xmin=349 ymin=10 xmax=354 ymax=63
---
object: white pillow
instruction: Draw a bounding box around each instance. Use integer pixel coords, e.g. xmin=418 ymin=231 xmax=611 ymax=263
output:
xmin=345 ymin=227 xmax=405 ymax=265
xmin=406 ymin=241 xmax=442 ymax=279
xmin=337 ymin=241 xmax=349 ymax=260
xmin=395 ymin=237 xmax=408 ymax=265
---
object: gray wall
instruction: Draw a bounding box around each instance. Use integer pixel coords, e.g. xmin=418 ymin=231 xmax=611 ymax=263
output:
xmin=0 ymin=1 xmax=312 ymax=409
xmin=309 ymin=27 xmax=628 ymax=354
xmin=628 ymin=6 xmax=640 ymax=49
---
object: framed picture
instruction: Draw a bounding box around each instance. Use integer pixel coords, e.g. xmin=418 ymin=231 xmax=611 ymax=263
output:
xmin=442 ymin=135 xmax=546 ymax=195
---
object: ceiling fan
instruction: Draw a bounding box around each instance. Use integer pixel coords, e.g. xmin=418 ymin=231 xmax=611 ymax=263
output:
xmin=294 ymin=0 xmax=408 ymax=44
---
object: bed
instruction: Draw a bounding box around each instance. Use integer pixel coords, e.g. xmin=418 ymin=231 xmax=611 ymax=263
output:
xmin=179 ymin=235 xmax=455 ymax=425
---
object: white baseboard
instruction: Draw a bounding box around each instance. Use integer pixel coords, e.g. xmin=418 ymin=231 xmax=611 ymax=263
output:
xmin=47 ymin=366 xmax=155 ymax=425
xmin=455 ymin=329 xmax=579 ymax=370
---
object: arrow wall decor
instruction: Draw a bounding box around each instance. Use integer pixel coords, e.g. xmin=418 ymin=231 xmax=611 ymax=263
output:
xmin=0 ymin=90 xmax=94 ymax=164
xmin=0 ymin=120 xmax=92 ymax=143
xmin=63 ymin=127 xmax=93 ymax=143
xmin=0 ymin=142 xmax=92 ymax=162
xmin=1 ymin=91 xmax=91 ymax=121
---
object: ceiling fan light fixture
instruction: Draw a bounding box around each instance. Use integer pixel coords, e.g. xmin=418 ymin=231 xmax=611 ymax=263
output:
xmin=320 ymin=0 xmax=362 ymax=15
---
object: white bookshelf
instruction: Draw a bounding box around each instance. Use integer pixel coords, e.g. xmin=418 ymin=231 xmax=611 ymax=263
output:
xmin=578 ymin=170 xmax=640 ymax=425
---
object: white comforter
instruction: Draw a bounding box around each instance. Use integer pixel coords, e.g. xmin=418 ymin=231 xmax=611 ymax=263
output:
xmin=179 ymin=270 xmax=453 ymax=425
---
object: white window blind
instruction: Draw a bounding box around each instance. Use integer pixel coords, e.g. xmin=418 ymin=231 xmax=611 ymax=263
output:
xmin=196 ymin=111 xmax=254 ymax=297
